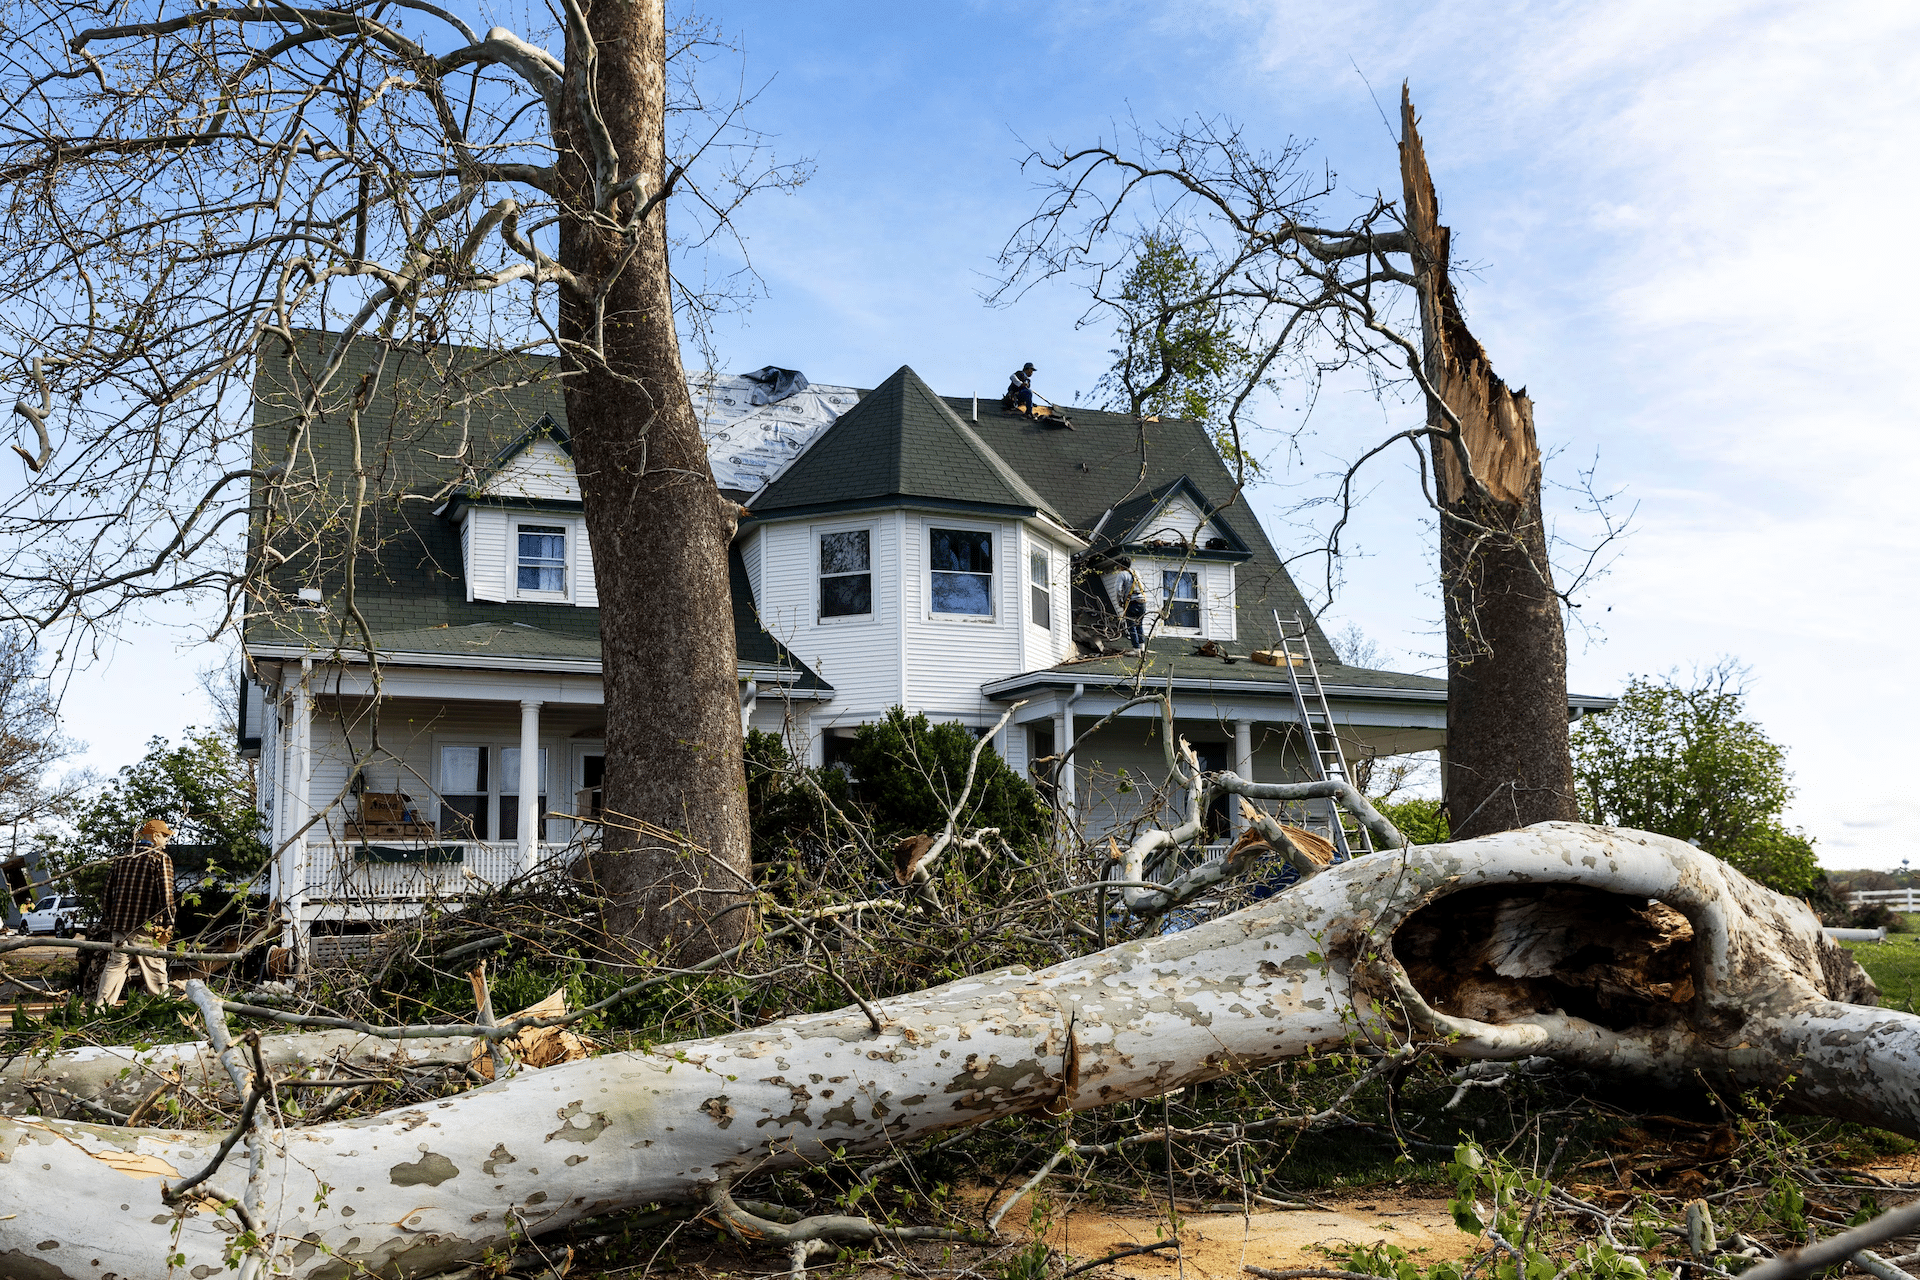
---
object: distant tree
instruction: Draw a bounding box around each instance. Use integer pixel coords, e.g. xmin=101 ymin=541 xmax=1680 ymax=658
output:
xmin=1571 ymin=664 xmax=1819 ymax=896
xmin=45 ymin=729 xmax=267 ymax=905
xmin=1376 ymin=796 xmax=1450 ymax=846
xmin=0 ymin=630 xmax=88 ymax=861
xmin=1329 ymin=621 xmax=1390 ymax=673
xmin=1092 ymin=233 xmax=1253 ymax=452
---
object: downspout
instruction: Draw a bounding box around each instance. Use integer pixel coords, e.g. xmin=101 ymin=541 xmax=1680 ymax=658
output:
xmin=1054 ymin=682 xmax=1085 ymax=835
xmin=740 ymin=679 xmax=758 ymax=735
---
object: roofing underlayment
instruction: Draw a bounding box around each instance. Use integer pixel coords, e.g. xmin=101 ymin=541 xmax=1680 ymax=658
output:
xmin=693 ymin=371 xmax=862 ymax=494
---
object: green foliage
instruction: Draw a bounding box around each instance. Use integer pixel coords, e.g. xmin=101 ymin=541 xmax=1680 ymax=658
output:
xmin=1571 ymin=666 xmax=1819 ymax=896
xmin=1376 ymin=796 xmax=1449 ymax=845
xmin=42 ymin=727 xmax=266 ymax=902
xmin=742 ymin=728 xmax=845 ymax=864
xmin=838 ymin=708 xmax=1049 ymax=849
xmin=1097 ymin=234 xmax=1254 ymax=439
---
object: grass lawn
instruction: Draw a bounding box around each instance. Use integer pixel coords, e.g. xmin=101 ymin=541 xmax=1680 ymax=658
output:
xmin=1843 ymin=929 xmax=1920 ymax=1010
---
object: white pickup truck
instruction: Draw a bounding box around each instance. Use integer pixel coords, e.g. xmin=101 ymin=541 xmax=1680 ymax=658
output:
xmin=20 ymin=893 xmax=87 ymax=937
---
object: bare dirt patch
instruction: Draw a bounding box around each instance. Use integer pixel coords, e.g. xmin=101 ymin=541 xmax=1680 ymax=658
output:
xmin=1039 ymin=1196 xmax=1472 ymax=1277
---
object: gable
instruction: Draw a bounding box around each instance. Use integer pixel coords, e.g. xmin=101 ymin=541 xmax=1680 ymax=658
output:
xmin=476 ymin=435 xmax=580 ymax=502
xmin=1112 ymin=480 xmax=1251 ymax=558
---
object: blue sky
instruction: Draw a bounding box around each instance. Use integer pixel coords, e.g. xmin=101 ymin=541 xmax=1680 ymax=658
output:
xmin=56 ymin=1 xmax=1920 ymax=868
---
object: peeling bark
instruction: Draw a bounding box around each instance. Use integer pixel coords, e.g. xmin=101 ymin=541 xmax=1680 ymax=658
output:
xmin=0 ymin=1031 xmax=478 ymax=1119
xmin=1 ymin=824 xmax=1905 ymax=1280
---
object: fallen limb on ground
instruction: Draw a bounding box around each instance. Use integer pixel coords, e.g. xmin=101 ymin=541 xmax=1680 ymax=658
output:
xmin=0 ymin=823 xmax=1904 ymax=1280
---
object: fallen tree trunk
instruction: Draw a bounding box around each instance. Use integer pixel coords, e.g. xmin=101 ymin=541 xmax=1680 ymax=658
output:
xmin=0 ymin=823 xmax=1902 ymax=1280
xmin=0 ymin=1031 xmax=479 ymax=1119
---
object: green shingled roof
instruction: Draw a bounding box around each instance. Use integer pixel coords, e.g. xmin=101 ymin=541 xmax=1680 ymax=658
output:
xmin=749 ymin=366 xmax=1063 ymax=523
xmin=245 ymin=334 xmax=828 ymax=690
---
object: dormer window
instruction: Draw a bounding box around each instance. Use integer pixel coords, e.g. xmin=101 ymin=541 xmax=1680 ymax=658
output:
xmin=1163 ymin=569 xmax=1200 ymax=630
xmin=930 ymin=527 xmax=993 ymax=616
xmin=819 ymin=528 xmax=872 ymax=618
xmin=516 ymin=523 xmax=568 ymax=598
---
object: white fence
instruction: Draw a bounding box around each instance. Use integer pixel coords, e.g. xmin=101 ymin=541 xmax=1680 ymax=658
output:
xmin=302 ymin=840 xmax=576 ymax=901
xmin=1848 ymin=889 xmax=1920 ymax=912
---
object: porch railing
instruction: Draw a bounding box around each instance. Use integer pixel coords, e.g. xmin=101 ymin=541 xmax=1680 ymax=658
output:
xmin=301 ymin=840 xmax=577 ymax=900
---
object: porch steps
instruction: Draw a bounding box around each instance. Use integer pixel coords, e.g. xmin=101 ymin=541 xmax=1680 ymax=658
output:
xmin=1270 ymin=613 xmax=1374 ymax=860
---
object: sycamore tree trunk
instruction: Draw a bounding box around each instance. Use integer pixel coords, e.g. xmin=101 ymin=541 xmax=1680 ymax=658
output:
xmin=556 ymin=0 xmax=752 ymax=962
xmin=2 ymin=825 xmax=1905 ymax=1280
xmin=1400 ymin=90 xmax=1580 ymax=839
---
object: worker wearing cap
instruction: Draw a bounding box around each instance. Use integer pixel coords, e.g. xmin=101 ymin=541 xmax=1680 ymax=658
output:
xmin=93 ymin=819 xmax=177 ymax=1005
xmin=1006 ymin=362 xmax=1037 ymax=417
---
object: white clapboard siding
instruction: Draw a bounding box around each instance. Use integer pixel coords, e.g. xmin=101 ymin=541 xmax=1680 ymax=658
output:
xmin=741 ymin=529 xmax=764 ymax=610
xmin=758 ymin=517 xmax=903 ymax=726
xmin=1020 ymin=528 xmax=1073 ymax=670
xmin=905 ymin=516 xmax=1021 ymax=718
xmin=479 ymin=438 xmax=580 ymax=501
xmin=1140 ymin=491 xmax=1227 ymax=547
xmin=1204 ymin=562 xmax=1237 ymax=641
xmin=463 ymin=508 xmax=509 ymax=602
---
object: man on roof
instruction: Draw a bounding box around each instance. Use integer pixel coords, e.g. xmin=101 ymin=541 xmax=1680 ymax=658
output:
xmin=1004 ymin=362 xmax=1037 ymax=417
xmin=93 ymin=818 xmax=177 ymax=1005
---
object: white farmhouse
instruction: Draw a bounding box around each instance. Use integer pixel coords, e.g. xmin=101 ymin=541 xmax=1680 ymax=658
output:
xmin=241 ymin=341 xmax=1608 ymax=958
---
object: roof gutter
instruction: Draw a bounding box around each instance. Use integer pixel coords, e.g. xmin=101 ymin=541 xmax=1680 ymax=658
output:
xmin=245 ymin=642 xmax=830 ymax=693
xmin=980 ymin=668 xmax=1615 ymax=713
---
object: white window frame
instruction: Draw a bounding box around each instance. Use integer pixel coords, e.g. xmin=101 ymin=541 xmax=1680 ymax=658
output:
xmin=1028 ymin=544 xmax=1054 ymax=632
xmin=1160 ymin=566 xmax=1202 ymax=634
xmin=432 ymin=735 xmax=560 ymax=842
xmin=814 ymin=521 xmax=878 ymax=624
xmin=925 ymin=518 xmax=998 ymax=622
xmin=513 ymin=519 xmax=571 ymax=601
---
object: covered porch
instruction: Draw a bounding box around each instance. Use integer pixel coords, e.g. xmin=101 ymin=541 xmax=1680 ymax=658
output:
xmin=985 ymin=673 xmax=1449 ymax=852
xmin=248 ymin=650 xmax=824 ymax=958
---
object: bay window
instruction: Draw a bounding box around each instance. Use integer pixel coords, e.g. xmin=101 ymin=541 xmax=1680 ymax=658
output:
xmin=819 ymin=528 xmax=872 ymax=618
xmin=930 ymin=527 xmax=993 ymax=616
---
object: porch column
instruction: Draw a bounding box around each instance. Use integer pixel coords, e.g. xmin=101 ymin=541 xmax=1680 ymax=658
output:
xmin=1232 ymin=718 xmax=1253 ymax=839
xmin=283 ymin=660 xmax=312 ymax=960
xmin=519 ymin=699 xmax=542 ymax=873
xmin=1052 ymin=708 xmax=1077 ymax=834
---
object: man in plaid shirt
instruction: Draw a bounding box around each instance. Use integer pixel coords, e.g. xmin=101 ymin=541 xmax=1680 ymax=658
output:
xmin=93 ymin=818 xmax=177 ymax=1005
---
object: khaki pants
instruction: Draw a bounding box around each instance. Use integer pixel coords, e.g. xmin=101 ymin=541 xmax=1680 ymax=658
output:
xmin=94 ymin=930 xmax=168 ymax=1005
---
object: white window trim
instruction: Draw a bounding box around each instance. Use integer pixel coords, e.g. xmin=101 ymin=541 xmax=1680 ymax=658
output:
xmin=813 ymin=520 xmax=879 ymax=625
xmin=925 ymin=517 xmax=999 ymax=623
xmin=1138 ymin=558 xmax=1206 ymax=637
xmin=431 ymin=735 xmax=554 ymax=840
xmin=1027 ymin=542 xmax=1055 ymax=633
xmin=513 ymin=517 xmax=572 ymax=602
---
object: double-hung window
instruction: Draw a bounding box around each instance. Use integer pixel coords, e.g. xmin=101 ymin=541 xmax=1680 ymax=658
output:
xmin=930 ymin=528 xmax=993 ymax=616
xmin=438 ymin=745 xmax=488 ymax=839
xmin=819 ymin=529 xmax=872 ymax=618
xmin=516 ymin=524 xmax=567 ymax=596
xmin=499 ymin=747 xmax=549 ymax=841
xmin=1029 ymin=549 xmax=1052 ymax=630
xmin=1163 ymin=570 xmax=1200 ymax=630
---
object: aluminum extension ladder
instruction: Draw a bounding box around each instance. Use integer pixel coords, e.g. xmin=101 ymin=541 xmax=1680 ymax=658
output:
xmin=1270 ymin=613 xmax=1375 ymax=860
